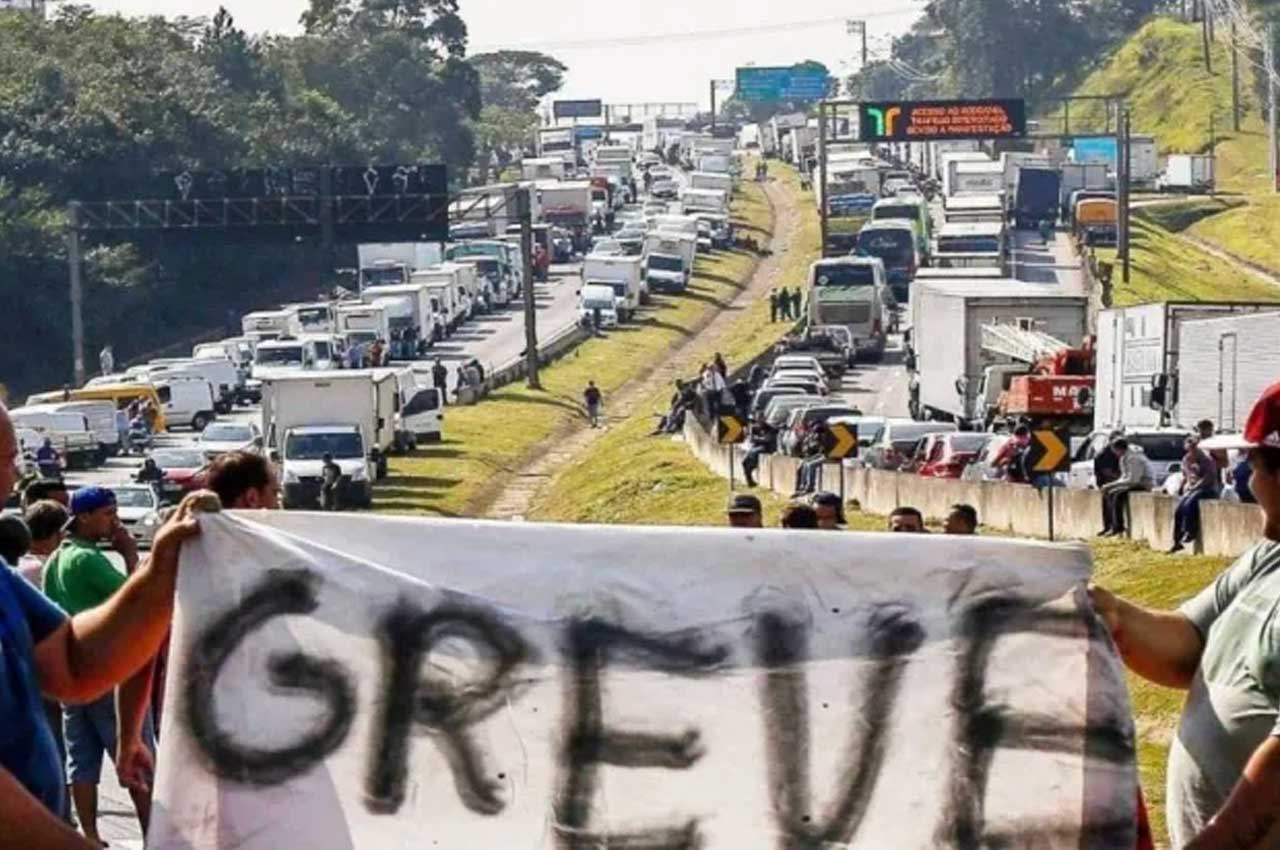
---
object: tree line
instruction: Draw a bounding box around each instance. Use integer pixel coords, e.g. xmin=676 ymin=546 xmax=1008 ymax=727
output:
xmin=0 ymin=1 xmax=564 ymax=398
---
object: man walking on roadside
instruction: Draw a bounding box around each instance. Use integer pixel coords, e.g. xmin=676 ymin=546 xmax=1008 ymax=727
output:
xmin=778 ymin=287 xmax=793 ymax=321
xmin=1099 ymin=437 xmax=1153 ymax=537
xmin=769 ymin=290 xmax=780 ymax=323
xmin=583 ymin=381 xmax=603 ymax=428
xmin=432 ymin=358 xmax=449 ymax=405
xmin=789 ymin=287 xmax=803 ymax=320
xmin=1089 ymin=381 xmax=1280 ymax=849
xmin=42 ymin=487 xmax=155 ymax=846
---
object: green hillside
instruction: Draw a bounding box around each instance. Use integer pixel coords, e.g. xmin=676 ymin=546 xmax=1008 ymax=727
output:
xmin=1060 ymin=17 xmax=1270 ymax=192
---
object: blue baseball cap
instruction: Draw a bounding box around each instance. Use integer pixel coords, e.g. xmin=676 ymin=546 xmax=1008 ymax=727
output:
xmin=65 ymin=486 xmax=117 ymax=530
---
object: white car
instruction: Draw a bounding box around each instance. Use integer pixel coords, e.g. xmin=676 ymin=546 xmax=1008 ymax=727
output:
xmin=113 ymin=485 xmax=164 ymax=548
xmin=1067 ymin=429 xmax=1189 ymax=490
xmin=198 ymin=421 xmax=263 ymax=460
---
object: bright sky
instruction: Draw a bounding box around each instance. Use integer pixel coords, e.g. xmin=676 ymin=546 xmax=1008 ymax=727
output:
xmin=85 ymin=0 xmax=925 ymax=105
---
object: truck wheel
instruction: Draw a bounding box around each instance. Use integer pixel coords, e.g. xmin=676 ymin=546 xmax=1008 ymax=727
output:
xmin=191 ymin=413 xmax=211 ymax=432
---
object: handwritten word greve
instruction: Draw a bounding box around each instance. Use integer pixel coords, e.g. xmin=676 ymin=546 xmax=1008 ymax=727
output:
xmin=183 ymin=568 xmax=1134 ymax=850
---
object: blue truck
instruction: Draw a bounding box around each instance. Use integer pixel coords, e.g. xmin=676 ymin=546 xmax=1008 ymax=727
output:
xmin=1011 ymin=167 xmax=1061 ymax=230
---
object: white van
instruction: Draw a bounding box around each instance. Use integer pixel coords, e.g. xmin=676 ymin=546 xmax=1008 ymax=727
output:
xmin=396 ymin=371 xmax=444 ymax=444
xmin=193 ymin=338 xmax=255 ymax=373
xmin=144 ymin=358 xmax=242 ymax=412
xmin=41 ymin=401 xmax=121 ymax=460
xmin=155 ymin=379 xmax=219 ymax=431
xmin=9 ymin=406 xmax=99 ymax=469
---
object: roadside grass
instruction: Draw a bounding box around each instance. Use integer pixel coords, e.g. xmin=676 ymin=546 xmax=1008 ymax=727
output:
xmin=1134 ymin=197 xmax=1245 ymax=233
xmin=528 ymin=162 xmax=820 ymax=524
xmin=375 ymin=168 xmax=774 ymax=517
xmin=1093 ymin=212 xmax=1280 ymax=306
xmin=1187 ymin=194 xmax=1280 ymax=276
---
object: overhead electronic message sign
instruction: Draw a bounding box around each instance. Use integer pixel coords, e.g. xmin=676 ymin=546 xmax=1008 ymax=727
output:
xmin=554 ymin=99 xmax=604 ymax=119
xmin=858 ymin=99 xmax=1026 ymax=142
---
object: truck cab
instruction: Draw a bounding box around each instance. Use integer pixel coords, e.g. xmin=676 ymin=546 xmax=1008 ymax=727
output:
xmin=855 ymin=219 xmax=919 ymax=305
xmin=277 ymin=424 xmax=375 ymax=509
xmin=642 ymin=232 xmax=697 ymax=293
xmin=579 ymin=284 xmax=620 ymax=328
xmin=252 ymin=337 xmax=318 ymax=378
xmin=286 ymin=302 xmax=338 ymax=336
xmin=241 ymin=310 xmax=292 ymax=342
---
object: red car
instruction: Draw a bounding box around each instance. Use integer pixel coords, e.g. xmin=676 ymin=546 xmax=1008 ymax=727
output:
xmin=148 ymin=448 xmax=210 ymax=499
xmin=915 ymin=433 xmax=991 ymax=479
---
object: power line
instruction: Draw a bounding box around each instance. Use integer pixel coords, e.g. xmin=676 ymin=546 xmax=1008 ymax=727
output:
xmin=471 ymin=5 xmax=926 ymax=53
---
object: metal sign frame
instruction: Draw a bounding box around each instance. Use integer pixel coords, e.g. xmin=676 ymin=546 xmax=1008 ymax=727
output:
xmin=734 ymin=65 xmax=832 ymax=103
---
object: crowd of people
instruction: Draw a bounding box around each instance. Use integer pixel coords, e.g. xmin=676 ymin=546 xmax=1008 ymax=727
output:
xmin=5 ymin=382 xmax=1280 ymax=849
xmin=768 ymin=287 xmax=804 ymax=323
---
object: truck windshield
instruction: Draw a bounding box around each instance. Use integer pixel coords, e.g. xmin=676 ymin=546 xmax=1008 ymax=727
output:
xmin=814 ymin=265 xmax=876 ymax=286
xmin=296 ymin=308 xmax=329 ymax=327
xmin=363 ymin=267 xmax=405 ymax=288
xmin=256 ymin=347 xmax=304 ymax=366
xmin=583 ymin=298 xmax=614 ymax=310
xmin=857 ymin=231 xmax=914 ymax=266
xmin=286 ymin=432 xmax=364 ymax=460
xmin=649 ymin=255 xmax=683 ymax=272
xmin=938 ymin=236 xmax=1001 ymax=253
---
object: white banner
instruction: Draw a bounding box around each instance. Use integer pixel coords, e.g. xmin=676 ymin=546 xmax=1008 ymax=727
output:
xmin=150 ymin=513 xmax=1136 ymax=850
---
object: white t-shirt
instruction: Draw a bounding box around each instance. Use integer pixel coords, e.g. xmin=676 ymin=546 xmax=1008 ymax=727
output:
xmin=15 ymin=553 xmax=47 ymax=589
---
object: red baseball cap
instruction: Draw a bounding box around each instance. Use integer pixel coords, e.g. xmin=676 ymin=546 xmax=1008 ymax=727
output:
xmin=1202 ymin=381 xmax=1280 ymax=451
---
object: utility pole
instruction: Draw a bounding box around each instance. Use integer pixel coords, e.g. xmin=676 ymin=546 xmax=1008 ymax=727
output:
xmin=818 ymin=102 xmax=830 ymax=258
xmin=1231 ymin=22 xmax=1242 ymax=132
xmin=1209 ymin=111 xmax=1218 ymax=195
xmin=1202 ymin=6 xmax=1213 ymax=73
xmin=1119 ymin=110 xmax=1132 ymax=286
xmin=1270 ymin=23 xmax=1278 ymax=194
xmin=67 ymin=203 xmax=86 ymax=387
xmin=517 ymin=188 xmax=541 ymax=390
xmin=709 ymin=80 xmax=717 ymax=135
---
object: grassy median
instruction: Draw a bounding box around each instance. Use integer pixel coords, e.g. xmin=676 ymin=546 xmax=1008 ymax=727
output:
xmin=375 ymin=167 xmax=774 ymax=517
xmin=527 ymin=162 xmax=819 ymax=524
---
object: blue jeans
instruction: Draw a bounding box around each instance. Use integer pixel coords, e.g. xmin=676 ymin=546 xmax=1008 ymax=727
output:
xmin=64 ymin=693 xmax=155 ymax=785
xmin=1174 ymin=489 xmax=1216 ymax=545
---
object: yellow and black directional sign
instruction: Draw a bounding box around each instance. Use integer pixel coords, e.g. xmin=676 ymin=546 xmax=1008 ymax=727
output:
xmin=1027 ymin=429 xmax=1071 ymax=474
xmin=821 ymin=422 xmax=859 ymax=460
xmin=717 ymin=414 xmax=747 ymax=445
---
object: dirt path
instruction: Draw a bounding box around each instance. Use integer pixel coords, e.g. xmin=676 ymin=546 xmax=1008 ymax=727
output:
xmin=1175 ymin=229 xmax=1280 ymax=291
xmin=481 ymin=180 xmax=800 ymax=520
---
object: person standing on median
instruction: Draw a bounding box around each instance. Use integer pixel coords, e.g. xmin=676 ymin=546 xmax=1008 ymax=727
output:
xmin=1170 ymin=436 xmax=1219 ymax=554
xmin=583 ymin=381 xmax=603 ymax=429
xmin=42 ymin=487 xmax=155 ymax=846
xmin=769 ymin=290 xmax=779 ymax=323
xmin=1089 ymin=381 xmax=1280 ymax=850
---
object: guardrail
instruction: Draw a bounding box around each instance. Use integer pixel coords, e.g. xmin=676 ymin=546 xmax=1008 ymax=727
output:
xmin=682 ymin=416 xmax=1263 ymax=558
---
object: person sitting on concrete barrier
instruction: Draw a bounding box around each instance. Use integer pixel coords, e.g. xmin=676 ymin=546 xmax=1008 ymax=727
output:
xmin=811 ymin=492 xmax=845 ymax=530
xmin=944 ymin=503 xmax=979 ymax=535
xmin=781 ymin=503 xmax=819 ymax=529
xmin=1088 ymin=380 xmax=1280 ymax=850
xmin=726 ymin=494 xmax=763 ymax=529
xmin=1099 ymin=438 xmax=1153 ymax=538
xmin=1170 ymin=436 xmax=1220 ymax=554
xmin=793 ymin=423 xmax=830 ymax=497
xmin=741 ymin=421 xmax=776 ymax=489
xmin=993 ymin=426 xmax=1032 ymax=484
xmin=889 ymin=506 xmax=926 ymax=533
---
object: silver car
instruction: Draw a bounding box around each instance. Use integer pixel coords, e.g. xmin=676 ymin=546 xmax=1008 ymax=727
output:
xmin=114 ymin=485 xmax=163 ymax=549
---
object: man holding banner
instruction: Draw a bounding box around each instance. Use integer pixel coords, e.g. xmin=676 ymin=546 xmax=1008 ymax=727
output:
xmin=0 ymin=403 xmax=201 ymax=849
xmin=1093 ymin=381 xmax=1280 ymax=849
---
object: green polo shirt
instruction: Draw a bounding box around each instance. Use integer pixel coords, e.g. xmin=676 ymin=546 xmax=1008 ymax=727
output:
xmin=41 ymin=537 xmax=126 ymax=616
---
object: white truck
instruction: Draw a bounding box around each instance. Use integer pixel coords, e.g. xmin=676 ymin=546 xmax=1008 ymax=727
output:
xmin=140 ymin=357 xmax=242 ymax=412
xmin=285 ymin=302 xmax=337 ymax=335
xmin=1094 ymin=302 xmax=1280 ymax=431
xmin=696 ymin=153 xmax=733 ymax=175
xmin=241 ymin=310 xmax=292 ymax=342
xmin=261 ymin=370 xmax=402 ymax=509
xmin=950 ymin=160 xmax=1006 ymax=197
xmin=193 ymin=338 xmax=255 ymax=375
xmin=451 ymin=183 xmax=525 ymax=239
xmin=335 ymin=302 xmax=391 ymax=360
xmin=362 ymin=282 xmax=444 ymax=346
xmin=579 ymin=284 xmax=621 ymax=329
xmin=521 ymin=157 xmax=567 ymax=181
xmin=538 ymin=180 xmax=593 ymax=234
xmin=1159 ymin=154 xmax=1215 ymax=192
xmin=680 ymin=187 xmax=729 ymax=215
xmin=447 ymin=240 xmax=521 ymax=304
xmin=411 ymin=264 xmax=477 ymax=326
xmin=690 ymin=171 xmax=733 ymax=195
xmin=583 ymin=254 xmax=645 ymax=319
xmin=252 ymin=337 xmax=320 ymax=378
xmin=1058 ymin=162 xmax=1111 ymax=218
xmin=643 ymin=231 xmax=697 ymax=294
xmin=536 ymin=127 xmax=577 ymax=165
xmin=356 ymin=243 xmax=442 ymax=291
xmin=909 ymin=279 xmax=1088 ymax=425
xmin=1176 ymin=310 xmax=1280 ymax=432
xmin=940 ymin=152 xmax=993 ymax=198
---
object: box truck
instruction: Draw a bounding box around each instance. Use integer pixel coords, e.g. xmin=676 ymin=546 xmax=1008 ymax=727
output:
xmin=1095 ymin=302 xmax=1280 ymax=431
xmin=261 ymin=370 xmax=401 ymax=509
xmin=1176 ymin=311 xmax=1280 ymax=432
xmin=908 ymin=279 xmax=1088 ymax=425
xmin=1159 ymin=154 xmax=1215 ymax=192
xmin=583 ymin=254 xmax=645 ymax=319
xmin=643 ymin=232 xmax=697 ymax=293
xmin=356 ymin=243 xmax=442 ymax=291
xmin=362 ymin=282 xmax=444 ymax=346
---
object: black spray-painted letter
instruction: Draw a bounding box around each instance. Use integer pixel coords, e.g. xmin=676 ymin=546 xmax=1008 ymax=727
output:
xmin=184 ymin=569 xmax=357 ymax=786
